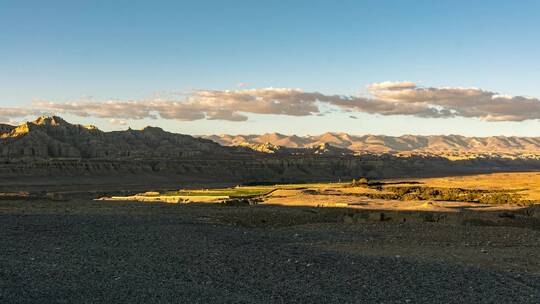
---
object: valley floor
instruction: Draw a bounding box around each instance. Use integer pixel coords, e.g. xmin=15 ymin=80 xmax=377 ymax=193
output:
xmin=1 ymin=199 xmax=540 ymax=303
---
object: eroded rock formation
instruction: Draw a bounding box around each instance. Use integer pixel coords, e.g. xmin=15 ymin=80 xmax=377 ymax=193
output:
xmin=204 ymin=132 xmax=540 ymax=155
xmin=1 ymin=116 xmax=230 ymax=158
xmin=2 ymin=116 xmax=540 ymax=190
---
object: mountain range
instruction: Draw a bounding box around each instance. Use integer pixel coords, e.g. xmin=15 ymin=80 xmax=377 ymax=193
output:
xmin=203 ymin=133 xmax=540 ymax=155
xmin=0 ymin=116 xmax=230 ymax=159
xmin=3 ymin=116 xmax=540 ymax=190
xmin=4 ymin=117 xmax=540 ymax=158
xmin=4 ymin=116 xmax=540 ymax=158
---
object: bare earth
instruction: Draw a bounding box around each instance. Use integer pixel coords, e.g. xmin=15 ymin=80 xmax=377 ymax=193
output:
xmin=2 ymin=172 xmax=540 ymax=303
xmin=412 ymin=172 xmax=540 ymax=200
xmin=1 ymin=198 xmax=540 ymax=303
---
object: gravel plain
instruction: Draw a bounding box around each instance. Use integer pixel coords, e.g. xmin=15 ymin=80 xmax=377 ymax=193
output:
xmin=1 ymin=199 xmax=540 ymax=303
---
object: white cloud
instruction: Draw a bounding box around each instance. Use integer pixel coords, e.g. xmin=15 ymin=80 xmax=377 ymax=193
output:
xmin=365 ymin=82 xmax=540 ymax=121
xmin=0 ymin=107 xmax=49 ymax=123
xmin=367 ymin=81 xmax=417 ymax=91
xmin=3 ymin=82 xmax=540 ymax=122
xmin=108 ymin=118 xmax=128 ymax=126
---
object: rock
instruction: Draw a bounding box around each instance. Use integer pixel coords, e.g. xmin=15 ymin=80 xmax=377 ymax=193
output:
xmin=223 ymin=199 xmax=251 ymax=206
xmin=522 ymin=205 xmax=540 ymax=218
xmin=45 ymin=192 xmax=66 ymax=201
xmin=342 ymin=214 xmax=354 ymax=224
xmin=0 ymin=116 xmax=227 ymax=159
xmin=204 ymin=132 xmax=540 ymax=155
xmin=4 ymin=116 xmax=540 ymax=185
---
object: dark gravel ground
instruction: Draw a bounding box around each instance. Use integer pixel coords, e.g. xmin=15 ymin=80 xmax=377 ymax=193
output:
xmin=1 ymin=200 xmax=540 ymax=303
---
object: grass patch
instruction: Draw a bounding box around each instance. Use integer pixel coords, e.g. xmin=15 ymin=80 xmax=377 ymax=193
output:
xmin=160 ymin=187 xmax=272 ymax=197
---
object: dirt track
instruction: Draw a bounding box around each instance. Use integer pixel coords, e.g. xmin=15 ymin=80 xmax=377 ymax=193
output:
xmin=1 ymin=199 xmax=540 ymax=303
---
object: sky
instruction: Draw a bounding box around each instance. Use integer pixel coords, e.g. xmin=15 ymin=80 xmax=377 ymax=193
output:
xmin=2 ymin=0 xmax=540 ymax=136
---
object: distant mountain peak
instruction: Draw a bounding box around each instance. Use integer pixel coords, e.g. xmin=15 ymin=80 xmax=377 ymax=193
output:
xmin=0 ymin=116 xmax=228 ymax=159
xmin=33 ymin=115 xmax=68 ymax=126
xmin=0 ymin=124 xmax=15 ymax=133
xmin=142 ymin=126 xmax=165 ymax=133
xmin=202 ymin=133 xmax=540 ymax=155
xmin=83 ymin=125 xmax=99 ymax=130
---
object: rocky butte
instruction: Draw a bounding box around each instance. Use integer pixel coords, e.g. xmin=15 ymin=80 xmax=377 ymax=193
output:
xmin=2 ymin=116 xmax=540 ymax=192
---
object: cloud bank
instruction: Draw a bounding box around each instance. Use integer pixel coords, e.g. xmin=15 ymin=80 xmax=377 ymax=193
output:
xmin=3 ymin=82 xmax=540 ymax=123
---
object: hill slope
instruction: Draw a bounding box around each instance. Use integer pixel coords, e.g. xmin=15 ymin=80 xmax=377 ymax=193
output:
xmin=204 ymin=132 xmax=540 ymax=154
xmin=0 ymin=116 xmax=229 ymax=158
xmin=3 ymin=117 xmax=540 ymax=190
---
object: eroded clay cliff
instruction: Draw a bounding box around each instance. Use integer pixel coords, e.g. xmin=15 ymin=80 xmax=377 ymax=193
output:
xmin=2 ymin=117 xmax=540 ymax=189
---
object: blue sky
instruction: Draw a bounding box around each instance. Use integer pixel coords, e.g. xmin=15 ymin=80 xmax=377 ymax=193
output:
xmin=2 ymin=0 xmax=540 ymax=136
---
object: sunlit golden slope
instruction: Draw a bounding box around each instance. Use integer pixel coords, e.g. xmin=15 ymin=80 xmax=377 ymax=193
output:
xmin=204 ymin=132 xmax=540 ymax=155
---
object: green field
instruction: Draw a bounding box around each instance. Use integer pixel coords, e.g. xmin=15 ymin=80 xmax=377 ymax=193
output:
xmin=160 ymin=187 xmax=272 ymax=197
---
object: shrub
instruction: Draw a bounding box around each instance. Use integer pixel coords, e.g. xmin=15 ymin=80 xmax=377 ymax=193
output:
xmin=350 ymin=177 xmax=369 ymax=187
